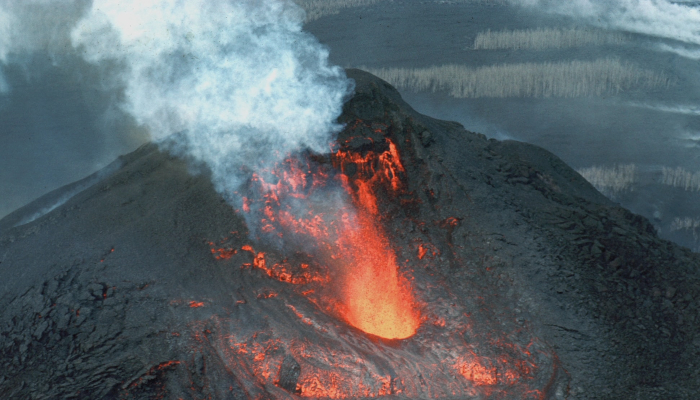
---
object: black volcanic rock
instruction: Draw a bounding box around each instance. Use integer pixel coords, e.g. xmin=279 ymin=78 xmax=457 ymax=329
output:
xmin=1 ymin=69 xmax=699 ymax=399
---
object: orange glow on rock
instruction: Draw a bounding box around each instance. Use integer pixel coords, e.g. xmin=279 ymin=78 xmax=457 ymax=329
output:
xmin=241 ymin=138 xmax=420 ymax=339
xmin=198 ymin=127 xmax=560 ymax=397
xmin=331 ymin=139 xmax=419 ymax=339
xmin=335 ymin=212 xmax=419 ymax=339
xmin=458 ymin=359 xmax=497 ymax=386
xmin=257 ymin=289 xmax=278 ymax=299
xmin=209 ymin=245 xmax=237 ymax=260
xmin=242 ymin=250 xmax=328 ymax=285
xmin=417 ymin=244 xmax=427 ymax=260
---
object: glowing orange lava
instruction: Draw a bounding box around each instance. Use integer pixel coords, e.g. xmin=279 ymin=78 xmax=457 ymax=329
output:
xmin=332 ymin=139 xmax=419 ymax=338
xmin=457 ymin=358 xmax=497 ymax=386
xmin=201 ymin=129 xmax=559 ymax=398
xmin=335 ymin=212 xmax=418 ymax=339
xmin=243 ymin=138 xmax=420 ymax=339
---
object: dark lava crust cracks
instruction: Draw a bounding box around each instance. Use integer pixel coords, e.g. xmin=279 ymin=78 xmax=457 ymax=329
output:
xmin=1 ymin=69 xmax=699 ymax=399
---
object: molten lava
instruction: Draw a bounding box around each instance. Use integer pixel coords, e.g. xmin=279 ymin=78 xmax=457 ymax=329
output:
xmin=335 ymin=212 xmax=418 ymax=339
xmin=203 ymin=128 xmax=561 ymax=398
xmin=243 ymin=138 xmax=420 ymax=339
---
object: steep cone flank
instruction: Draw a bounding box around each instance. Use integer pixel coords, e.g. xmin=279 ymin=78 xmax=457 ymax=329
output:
xmin=242 ymin=139 xmax=420 ymax=340
xmin=1 ymin=69 xmax=699 ymax=399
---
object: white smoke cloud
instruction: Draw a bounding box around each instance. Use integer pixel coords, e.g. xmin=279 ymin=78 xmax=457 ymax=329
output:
xmin=516 ymin=0 xmax=700 ymax=46
xmin=0 ymin=0 xmax=91 ymax=95
xmin=678 ymin=130 xmax=700 ymax=148
xmin=0 ymin=0 xmax=352 ymax=200
xmin=655 ymin=43 xmax=700 ymax=60
xmin=0 ymin=5 xmax=13 ymax=63
xmin=70 ymin=0 xmax=353 ymax=195
xmin=0 ymin=0 xmax=89 ymax=63
xmin=627 ymin=102 xmax=700 ymax=115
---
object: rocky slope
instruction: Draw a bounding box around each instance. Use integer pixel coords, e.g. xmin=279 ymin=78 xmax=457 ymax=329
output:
xmin=0 ymin=69 xmax=698 ymax=399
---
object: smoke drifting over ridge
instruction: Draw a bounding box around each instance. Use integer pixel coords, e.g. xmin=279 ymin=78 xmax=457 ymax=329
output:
xmin=71 ymin=0 xmax=353 ymax=195
xmin=0 ymin=1 xmax=90 ymax=93
xmin=518 ymin=0 xmax=700 ymax=47
xmin=0 ymin=0 xmax=352 ymax=217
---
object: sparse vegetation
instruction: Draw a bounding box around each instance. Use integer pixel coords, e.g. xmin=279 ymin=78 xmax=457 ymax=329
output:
xmin=362 ymin=59 xmax=670 ymax=98
xmin=661 ymin=166 xmax=700 ymax=191
xmin=473 ymin=28 xmax=627 ymax=51
xmin=577 ymin=164 xmax=637 ymax=197
xmin=292 ymin=0 xmax=500 ymax=22
xmin=293 ymin=0 xmax=382 ymax=22
xmin=669 ymin=217 xmax=700 ymax=251
xmin=670 ymin=217 xmax=700 ymax=233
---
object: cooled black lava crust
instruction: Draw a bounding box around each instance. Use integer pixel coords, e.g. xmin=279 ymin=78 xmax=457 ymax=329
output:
xmin=1 ymin=70 xmax=699 ymax=400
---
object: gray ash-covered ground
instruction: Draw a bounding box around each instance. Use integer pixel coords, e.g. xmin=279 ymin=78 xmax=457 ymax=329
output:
xmin=0 ymin=70 xmax=699 ymax=399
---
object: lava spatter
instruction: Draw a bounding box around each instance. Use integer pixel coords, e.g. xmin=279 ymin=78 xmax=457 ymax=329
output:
xmin=202 ymin=132 xmax=560 ymax=398
xmin=334 ymin=211 xmax=418 ymax=339
xmin=239 ymin=138 xmax=420 ymax=339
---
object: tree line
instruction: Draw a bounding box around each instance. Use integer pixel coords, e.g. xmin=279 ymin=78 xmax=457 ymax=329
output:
xmin=662 ymin=166 xmax=700 ymax=192
xmin=473 ymin=28 xmax=627 ymax=51
xmin=293 ymin=0 xmax=381 ymax=21
xmin=576 ymin=163 xmax=637 ymax=198
xmin=363 ymin=59 xmax=671 ymax=98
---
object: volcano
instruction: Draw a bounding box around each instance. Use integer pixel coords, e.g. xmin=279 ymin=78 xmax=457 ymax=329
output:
xmin=1 ymin=69 xmax=699 ymax=399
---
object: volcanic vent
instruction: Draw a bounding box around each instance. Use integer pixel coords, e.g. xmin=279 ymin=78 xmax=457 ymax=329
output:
xmin=240 ymin=140 xmax=421 ymax=340
xmin=200 ymin=71 xmax=563 ymax=397
xmin=3 ymin=69 xmax=700 ymax=399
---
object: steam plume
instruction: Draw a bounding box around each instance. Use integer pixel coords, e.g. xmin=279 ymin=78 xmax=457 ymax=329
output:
xmin=0 ymin=1 xmax=90 ymax=65
xmin=0 ymin=0 xmax=353 ymax=207
xmin=71 ymin=0 xmax=353 ymax=196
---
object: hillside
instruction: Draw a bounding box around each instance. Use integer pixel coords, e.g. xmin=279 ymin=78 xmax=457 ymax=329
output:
xmin=0 ymin=69 xmax=698 ymax=399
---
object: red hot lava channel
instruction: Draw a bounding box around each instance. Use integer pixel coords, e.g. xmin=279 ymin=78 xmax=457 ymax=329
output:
xmin=204 ymin=128 xmax=561 ymax=399
xmin=245 ymin=137 xmax=420 ymax=340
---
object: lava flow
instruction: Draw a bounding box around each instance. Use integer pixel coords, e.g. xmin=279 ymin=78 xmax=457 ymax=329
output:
xmin=242 ymin=138 xmax=420 ymax=339
xmin=204 ymin=128 xmax=563 ymax=398
xmin=335 ymin=211 xmax=417 ymax=339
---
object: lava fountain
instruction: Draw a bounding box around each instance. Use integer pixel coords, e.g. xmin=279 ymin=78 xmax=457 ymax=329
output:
xmin=242 ymin=137 xmax=420 ymax=339
xmin=335 ymin=211 xmax=418 ymax=339
xmin=203 ymin=116 xmax=564 ymax=398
